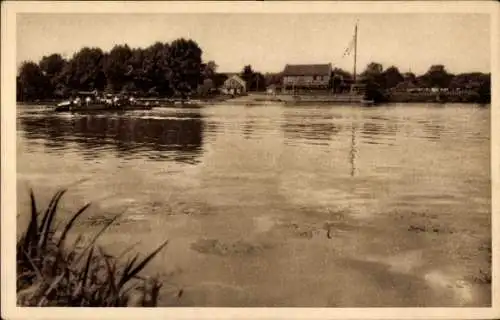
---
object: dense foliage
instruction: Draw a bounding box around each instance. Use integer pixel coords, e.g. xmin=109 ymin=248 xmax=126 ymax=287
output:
xmin=17 ymin=189 xmax=169 ymax=307
xmin=353 ymin=63 xmax=490 ymax=103
xmin=17 ymin=38 xmax=216 ymax=101
xmin=17 ymin=37 xmax=490 ymax=104
xmin=240 ymin=65 xmax=266 ymax=92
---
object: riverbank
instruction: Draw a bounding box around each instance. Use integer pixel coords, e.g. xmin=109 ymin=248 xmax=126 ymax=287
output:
xmin=227 ymin=93 xmax=490 ymax=106
xmin=388 ymin=91 xmax=489 ymax=104
xmin=16 ymin=95 xmax=234 ymax=106
xmin=16 ymin=91 xmax=490 ymax=108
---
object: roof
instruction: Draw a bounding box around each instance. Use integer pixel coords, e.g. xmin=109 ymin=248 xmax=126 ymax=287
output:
xmin=283 ymin=64 xmax=332 ymax=76
xmin=223 ymin=75 xmax=246 ymax=88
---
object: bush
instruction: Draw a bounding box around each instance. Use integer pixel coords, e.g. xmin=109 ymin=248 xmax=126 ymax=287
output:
xmin=17 ymin=189 xmax=168 ymax=307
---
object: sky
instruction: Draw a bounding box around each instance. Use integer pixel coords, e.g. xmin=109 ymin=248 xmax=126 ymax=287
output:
xmin=17 ymin=13 xmax=491 ymax=75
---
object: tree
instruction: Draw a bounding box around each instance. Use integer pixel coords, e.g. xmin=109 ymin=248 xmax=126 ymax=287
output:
xmin=361 ymin=62 xmax=385 ymax=87
xmin=383 ymin=66 xmax=404 ymax=89
xmin=448 ymin=72 xmax=487 ymax=91
xmin=332 ymin=67 xmax=352 ymax=80
xmin=17 ymin=38 xmax=215 ymax=100
xmin=61 ymin=47 xmax=106 ymax=92
xmin=39 ymin=54 xmax=66 ymax=78
xmin=477 ymin=73 xmax=491 ymax=103
xmin=241 ymin=65 xmax=254 ymax=85
xmin=331 ymin=75 xmax=342 ymax=93
xmin=251 ymin=72 xmax=265 ymax=91
xmin=202 ymin=60 xmax=218 ymax=80
xmin=402 ymin=72 xmax=416 ymax=83
xmin=38 ymin=54 xmax=67 ymax=97
xmin=127 ymin=47 xmax=147 ymax=93
xmin=142 ymin=42 xmax=172 ymax=95
xmin=168 ymin=38 xmax=203 ymax=98
xmin=103 ymin=44 xmax=133 ymax=92
xmin=197 ymin=78 xmax=214 ymax=96
xmin=420 ymin=64 xmax=453 ymax=88
xmin=264 ymin=73 xmax=282 ymax=87
xmin=363 ymin=62 xmax=383 ymax=76
xmin=360 ymin=62 xmax=387 ymax=102
xmin=16 ymin=76 xmax=22 ymax=101
xmin=331 ymin=68 xmax=352 ymax=93
xmin=18 ymin=61 xmax=50 ymax=101
xmin=212 ymin=73 xmax=228 ymax=89
xmin=239 ymin=65 xmax=265 ymax=91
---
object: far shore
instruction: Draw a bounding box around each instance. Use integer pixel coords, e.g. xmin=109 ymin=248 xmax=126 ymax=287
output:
xmin=16 ymin=89 xmax=491 ymax=107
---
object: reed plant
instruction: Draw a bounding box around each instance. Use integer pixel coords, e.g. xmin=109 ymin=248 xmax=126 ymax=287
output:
xmin=17 ymin=189 xmax=168 ymax=307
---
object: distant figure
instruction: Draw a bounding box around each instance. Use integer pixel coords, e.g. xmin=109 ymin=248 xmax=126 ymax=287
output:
xmin=74 ymin=97 xmax=81 ymax=106
xmin=113 ymin=96 xmax=119 ymax=106
xmin=85 ymin=96 xmax=91 ymax=106
xmin=105 ymin=96 xmax=113 ymax=106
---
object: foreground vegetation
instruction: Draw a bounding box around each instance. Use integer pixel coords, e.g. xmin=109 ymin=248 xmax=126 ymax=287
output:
xmin=17 ymin=189 xmax=168 ymax=307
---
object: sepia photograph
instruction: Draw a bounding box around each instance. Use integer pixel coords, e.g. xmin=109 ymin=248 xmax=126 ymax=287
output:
xmin=1 ymin=1 xmax=498 ymax=319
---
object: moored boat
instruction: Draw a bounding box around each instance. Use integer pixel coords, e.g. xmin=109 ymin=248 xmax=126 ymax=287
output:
xmin=53 ymin=91 xmax=154 ymax=113
xmin=54 ymin=100 xmax=72 ymax=112
xmin=54 ymin=103 xmax=154 ymax=113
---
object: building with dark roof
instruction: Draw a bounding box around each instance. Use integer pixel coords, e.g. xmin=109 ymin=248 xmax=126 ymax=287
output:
xmin=282 ymin=63 xmax=332 ymax=93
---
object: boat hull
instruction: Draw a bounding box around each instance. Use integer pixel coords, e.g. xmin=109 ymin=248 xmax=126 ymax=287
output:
xmin=54 ymin=103 xmax=153 ymax=113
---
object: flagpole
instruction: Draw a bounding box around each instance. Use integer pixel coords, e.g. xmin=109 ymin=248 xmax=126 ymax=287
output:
xmin=353 ymin=22 xmax=358 ymax=85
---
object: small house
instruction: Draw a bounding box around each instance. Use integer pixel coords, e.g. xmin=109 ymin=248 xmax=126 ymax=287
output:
xmin=282 ymin=63 xmax=332 ymax=93
xmin=221 ymin=75 xmax=247 ymax=95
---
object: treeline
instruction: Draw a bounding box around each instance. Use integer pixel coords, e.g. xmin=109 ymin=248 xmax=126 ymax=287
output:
xmin=232 ymin=65 xmax=283 ymax=92
xmin=17 ymin=38 xmax=491 ymax=104
xmin=17 ymin=38 xmax=223 ymax=101
xmin=347 ymin=63 xmax=491 ymax=103
xmin=225 ymin=62 xmax=491 ymax=104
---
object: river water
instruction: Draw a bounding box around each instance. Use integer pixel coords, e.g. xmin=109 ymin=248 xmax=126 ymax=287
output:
xmin=16 ymin=103 xmax=491 ymax=307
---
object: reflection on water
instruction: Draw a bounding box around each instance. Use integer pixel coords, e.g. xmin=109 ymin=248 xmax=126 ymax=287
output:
xmin=16 ymin=103 xmax=491 ymax=307
xmin=17 ymin=104 xmax=490 ymax=200
xmin=19 ymin=109 xmax=205 ymax=164
xmin=350 ymin=123 xmax=358 ymax=177
xmin=17 ymin=104 xmax=489 ymax=188
xmin=422 ymin=122 xmax=444 ymax=141
xmin=242 ymin=118 xmax=256 ymax=139
xmin=282 ymin=109 xmax=342 ymax=144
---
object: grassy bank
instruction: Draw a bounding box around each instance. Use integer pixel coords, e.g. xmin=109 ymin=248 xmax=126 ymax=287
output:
xmin=246 ymin=91 xmax=490 ymax=105
xmin=17 ymin=189 xmax=169 ymax=307
xmin=387 ymin=91 xmax=489 ymax=104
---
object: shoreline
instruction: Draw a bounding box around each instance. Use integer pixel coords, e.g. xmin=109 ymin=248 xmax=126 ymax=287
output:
xmin=17 ymin=92 xmax=491 ymax=107
xmin=16 ymin=99 xmax=490 ymax=108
